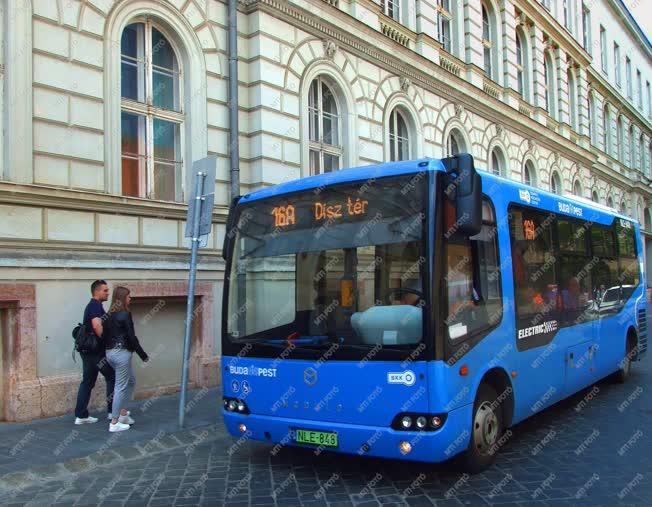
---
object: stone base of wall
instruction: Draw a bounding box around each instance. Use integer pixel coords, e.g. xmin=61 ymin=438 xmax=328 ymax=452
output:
xmin=6 ymin=357 xmax=222 ymax=422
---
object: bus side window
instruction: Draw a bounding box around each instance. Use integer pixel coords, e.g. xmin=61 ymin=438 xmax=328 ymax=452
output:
xmin=444 ymin=199 xmax=502 ymax=341
xmin=616 ymin=221 xmax=639 ymax=287
xmin=509 ymin=208 xmax=557 ymax=328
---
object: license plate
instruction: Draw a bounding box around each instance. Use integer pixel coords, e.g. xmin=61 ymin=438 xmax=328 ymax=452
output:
xmin=294 ymin=429 xmax=338 ymax=447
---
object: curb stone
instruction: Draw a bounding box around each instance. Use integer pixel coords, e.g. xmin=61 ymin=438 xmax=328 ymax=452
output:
xmin=0 ymin=423 xmax=223 ymax=500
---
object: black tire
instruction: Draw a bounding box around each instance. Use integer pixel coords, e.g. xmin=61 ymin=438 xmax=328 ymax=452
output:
xmin=457 ymin=384 xmax=504 ymax=474
xmin=614 ymin=334 xmax=635 ymax=384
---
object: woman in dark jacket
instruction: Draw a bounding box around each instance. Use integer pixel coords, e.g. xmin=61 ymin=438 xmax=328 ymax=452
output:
xmin=104 ymin=286 xmax=149 ymax=432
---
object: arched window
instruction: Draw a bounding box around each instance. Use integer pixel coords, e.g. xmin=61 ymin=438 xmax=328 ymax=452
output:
xmin=550 ymin=171 xmax=562 ymax=195
xmin=617 ymin=116 xmax=625 ymax=162
xmin=592 ymin=190 xmax=599 ymax=202
xmin=308 ymin=77 xmax=342 ymax=173
xmin=523 ymin=160 xmax=536 ymax=187
xmin=645 ymin=208 xmax=652 ymax=232
xmin=437 ymin=0 xmax=453 ymax=53
xmin=620 ymin=201 xmax=627 ymax=215
xmin=389 ymin=108 xmax=410 ymax=161
xmin=121 ymin=21 xmax=183 ymax=201
xmin=446 ymin=128 xmax=466 ymax=156
xmin=544 ymin=51 xmax=555 ymax=117
xmin=489 ymin=147 xmax=506 ymax=176
xmin=568 ymin=68 xmax=578 ymax=131
xmin=573 ymin=179 xmax=582 ymax=197
xmin=482 ymin=3 xmax=495 ymax=79
xmin=607 ymin=196 xmax=614 ymax=208
xmin=516 ymin=30 xmax=526 ymax=98
xmin=602 ymin=104 xmax=612 ymax=155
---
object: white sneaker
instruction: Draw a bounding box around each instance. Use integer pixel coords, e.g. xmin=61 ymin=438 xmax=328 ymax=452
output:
xmin=108 ymin=410 xmax=129 ymax=421
xmin=75 ymin=416 xmax=98 ymax=425
xmin=119 ymin=414 xmax=135 ymax=425
xmin=109 ymin=421 xmax=130 ymax=432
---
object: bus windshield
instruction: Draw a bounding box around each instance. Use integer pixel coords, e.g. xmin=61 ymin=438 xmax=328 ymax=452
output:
xmin=225 ymin=173 xmax=427 ymax=348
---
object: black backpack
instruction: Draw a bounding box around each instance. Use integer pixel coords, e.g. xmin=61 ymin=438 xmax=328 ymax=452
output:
xmin=72 ymin=322 xmax=100 ymax=355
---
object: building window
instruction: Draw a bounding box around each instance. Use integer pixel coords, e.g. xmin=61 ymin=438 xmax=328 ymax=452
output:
xmin=489 ymin=147 xmax=505 ymax=176
xmin=614 ymin=43 xmax=621 ymax=87
xmin=628 ymin=125 xmax=635 ymax=168
xmin=573 ymin=180 xmax=582 ymax=196
xmin=446 ymin=128 xmax=466 ymax=156
xmin=617 ymin=116 xmax=625 ymax=162
xmin=600 ymin=25 xmax=607 ymax=74
xmin=436 ymin=0 xmax=452 ymax=53
xmin=647 ymin=81 xmax=651 ymax=118
xmin=592 ymin=190 xmax=599 ymax=202
xmin=636 ymin=69 xmax=642 ymax=108
xmin=523 ymin=160 xmax=536 ymax=187
xmin=625 ymin=57 xmax=632 ymax=99
xmin=381 ymin=0 xmax=401 ymax=21
xmin=541 ymin=0 xmax=551 ymax=10
xmin=582 ymin=4 xmax=591 ymax=54
xmin=588 ymin=93 xmax=595 ymax=144
xmin=603 ymin=105 xmax=611 ymax=155
xmin=389 ymin=109 xmax=410 ymax=162
xmin=550 ymin=171 xmax=562 ymax=195
xmin=482 ymin=3 xmax=493 ymax=79
xmin=607 ymin=196 xmax=614 ymax=208
xmin=639 ymin=134 xmax=645 ymax=172
xmin=563 ymin=0 xmax=570 ymax=30
xmin=568 ymin=67 xmax=578 ymax=131
xmin=544 ymin=51 xmax=555 ymax=117
xmin=120 ymin=21 xmax=183 ymax=201
xmin=308 ymin=77 xmax=342 ymax=174
xmin=516 ymin=30 xmax=525 ymax=98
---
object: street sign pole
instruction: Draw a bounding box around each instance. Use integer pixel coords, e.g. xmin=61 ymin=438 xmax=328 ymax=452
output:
xmin=179 ymin=172 xmax=205 ymax=428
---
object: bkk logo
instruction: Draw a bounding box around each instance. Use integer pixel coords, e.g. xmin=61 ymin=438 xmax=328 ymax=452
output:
xmin=387 ymin=370 xmax=416 ymax=386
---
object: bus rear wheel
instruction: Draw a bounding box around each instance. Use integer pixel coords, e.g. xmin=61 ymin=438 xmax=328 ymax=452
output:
xmin=458 ymin=384 xmax=504 ymax=473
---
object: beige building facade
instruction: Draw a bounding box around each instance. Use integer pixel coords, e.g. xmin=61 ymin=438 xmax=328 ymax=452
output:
xmin=0 ymin=0 xmax=650 ymax=420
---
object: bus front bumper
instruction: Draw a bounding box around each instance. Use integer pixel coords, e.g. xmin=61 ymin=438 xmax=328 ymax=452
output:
xmin=222 ymin=403 xmax=473 ymax=463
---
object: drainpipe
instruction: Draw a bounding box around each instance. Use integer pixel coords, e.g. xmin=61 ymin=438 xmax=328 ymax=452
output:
xmin=228 ymin=0 xmax=240 ymax=199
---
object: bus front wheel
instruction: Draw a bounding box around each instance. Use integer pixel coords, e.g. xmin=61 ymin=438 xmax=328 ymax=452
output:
xmin=614 ymin=333 xmax=636 ymax=383
xmin=458 ymin=384 xmax=504 ymax=473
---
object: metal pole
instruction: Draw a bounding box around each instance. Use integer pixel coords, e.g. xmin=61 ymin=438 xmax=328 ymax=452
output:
xmin=228 ymin=0 xmax=240 ymax=199
xmin=179 ymin=172 xmax=205 ymax=428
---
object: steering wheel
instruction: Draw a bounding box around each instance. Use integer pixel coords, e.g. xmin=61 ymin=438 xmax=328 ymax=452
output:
xmin=386 ymin=288 xmax=424 ymax=305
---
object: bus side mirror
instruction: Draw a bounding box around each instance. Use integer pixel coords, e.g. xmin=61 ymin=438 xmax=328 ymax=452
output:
xmin=441 ymin=153 xmax=482 ymax=237
xmin=222 ymin=196 xmax=241 ymax=260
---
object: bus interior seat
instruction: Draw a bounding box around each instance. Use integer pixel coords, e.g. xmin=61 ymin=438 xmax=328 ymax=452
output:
xmin=351 ymin=305 xmax=422 ymax=345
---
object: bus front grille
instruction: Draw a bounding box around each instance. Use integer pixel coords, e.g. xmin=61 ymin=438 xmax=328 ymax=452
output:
xmin=638 ymin=308 xmax=648 ymax=357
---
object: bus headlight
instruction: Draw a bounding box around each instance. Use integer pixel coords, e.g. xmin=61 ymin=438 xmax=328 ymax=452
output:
xmin=223 ymin=397 xmax=250 ymax=415
xmin=416 ymin=416 xmax=427 ymax=429
xmin=400 ymin=416 xmax=412 ymax=429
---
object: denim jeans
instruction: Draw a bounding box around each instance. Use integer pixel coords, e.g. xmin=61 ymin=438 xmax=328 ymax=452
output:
xmin=74 ymin=352 xmax=115 ymax=418
xmin=105 ymin=348 xmax=135 ymax=420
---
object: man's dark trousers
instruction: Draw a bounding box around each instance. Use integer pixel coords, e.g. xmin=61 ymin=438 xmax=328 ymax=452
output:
xmin=74 ymin=353 xmax=115 ymax=418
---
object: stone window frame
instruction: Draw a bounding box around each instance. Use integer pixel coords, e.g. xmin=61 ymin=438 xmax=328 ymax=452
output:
xmin=523 ymin=158 xmax=537 ymax=187
xmin=383 ymin=93 xmax=423 ymax=161
xmin=104 ymin=1 xmax=207 ymax=202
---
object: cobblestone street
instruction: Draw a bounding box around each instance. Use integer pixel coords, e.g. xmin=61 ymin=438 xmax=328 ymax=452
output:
xmin=2 ymin=342 xmax=652 ymax=507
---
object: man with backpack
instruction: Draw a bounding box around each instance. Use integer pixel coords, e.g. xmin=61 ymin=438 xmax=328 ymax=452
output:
xmin=73 ymin=280 xmax=116 ymax=424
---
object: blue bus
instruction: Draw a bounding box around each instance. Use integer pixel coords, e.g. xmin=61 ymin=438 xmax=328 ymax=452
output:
xmin=221 ymin=154 xmax=647 ymax=472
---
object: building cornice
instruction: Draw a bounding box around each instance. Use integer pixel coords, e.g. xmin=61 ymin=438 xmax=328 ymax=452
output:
xmin=0 ymin=182 xmax=230 ymax=221
xmin=607 ymin=0 xmax=652 ymax=61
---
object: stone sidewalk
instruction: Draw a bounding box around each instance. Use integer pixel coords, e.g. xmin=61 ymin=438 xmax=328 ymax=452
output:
xmin=0 ymin=387 xmax=223 ymax=496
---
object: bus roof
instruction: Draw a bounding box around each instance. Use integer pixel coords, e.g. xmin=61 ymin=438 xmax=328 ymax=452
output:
xmin=238 ymin=158 xmax=637 ymax=225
